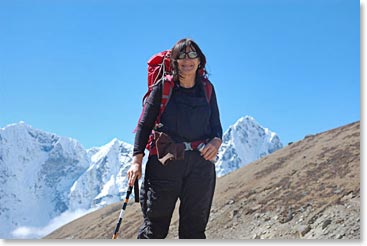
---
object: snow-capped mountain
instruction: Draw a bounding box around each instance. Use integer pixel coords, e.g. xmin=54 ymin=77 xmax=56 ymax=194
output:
xmin=0 ymin=116 xmax=282 ymax=239
xmin=68 ymin=138 xmax=133 ymax=210
xmin=0 ymin=122 xmax=90 ymax=239
xmin=215 ymin=116 xmax=283 ymax=177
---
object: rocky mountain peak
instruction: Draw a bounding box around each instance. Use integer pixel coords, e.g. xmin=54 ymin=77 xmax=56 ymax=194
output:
xmin=216 ymin=115 xmax=283 ymax=177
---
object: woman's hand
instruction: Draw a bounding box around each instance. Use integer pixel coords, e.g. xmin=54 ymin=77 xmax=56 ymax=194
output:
xmin=200 ymin=137 xmax=222 ymax=161
xmin=127 ymin=154 xmax=143 ymax=186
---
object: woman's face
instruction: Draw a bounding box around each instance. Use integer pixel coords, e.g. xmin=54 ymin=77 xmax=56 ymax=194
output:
xmin=176 ymin=46 xmax=200 ymax=78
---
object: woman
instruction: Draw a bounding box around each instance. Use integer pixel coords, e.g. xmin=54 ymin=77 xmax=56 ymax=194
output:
xmin=127 ymin=38 xmax=222 ymax=239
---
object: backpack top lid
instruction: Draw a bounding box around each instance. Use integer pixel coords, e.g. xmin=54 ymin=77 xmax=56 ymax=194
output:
xmin=147 ymin=50 xmax=172 ymax=88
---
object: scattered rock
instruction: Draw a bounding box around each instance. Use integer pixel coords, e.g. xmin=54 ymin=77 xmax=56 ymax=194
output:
xmin=227 ymin=199 xmax=235 ymax=205
xmin=246 ymin=204 xmax=262 ymax=215
xmin=333 ymin=188 xmax=343 ymax=194
xmin=304 ymin=134 xmax=314 ymax=139
xmin=322 ymin=219 xmax=332 ymax=230
xmin=251 ymin=204 xmax=262 ymax=211
xmin=335 ymin=219 xmax=344 ymax=224
xmin=264 ymin=216 xmax=271 ymax=222
xmin=297 ymin=225 xmax=311 ymax=237
xmin=340 ymin=191 xmax=354 ymax=202
xmin=230 ymin=210 xmax=239 ymax=219
xmin=279 ymin=208 xmax=293 ymax=224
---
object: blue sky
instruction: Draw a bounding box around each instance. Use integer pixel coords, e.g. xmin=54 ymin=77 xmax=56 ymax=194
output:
xmin=0 ymin=0 xmax=360 ymax=149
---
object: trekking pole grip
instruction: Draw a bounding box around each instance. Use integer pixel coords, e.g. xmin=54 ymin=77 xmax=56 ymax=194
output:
xmin=134 ymin=179 xmax=139 ymax=202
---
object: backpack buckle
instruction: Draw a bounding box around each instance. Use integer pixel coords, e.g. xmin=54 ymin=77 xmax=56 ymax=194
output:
xmin=154 ymin=123 xmax=164 ymax=130
xmin=183 ymin=142 xmax=193 ymax=151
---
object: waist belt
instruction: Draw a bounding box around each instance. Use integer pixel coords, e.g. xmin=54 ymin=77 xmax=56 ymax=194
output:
xmin=149 ymin=132 xmax=208 ymax=165
xmin=181 ymin=140 xmax=207 ymax=151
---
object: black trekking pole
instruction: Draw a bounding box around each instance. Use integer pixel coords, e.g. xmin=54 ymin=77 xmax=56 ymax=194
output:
xmin=112 ymin=179 xmax=139 ymax=239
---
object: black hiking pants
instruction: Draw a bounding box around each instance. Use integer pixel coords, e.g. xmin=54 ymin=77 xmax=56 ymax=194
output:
xmin=137 ymin=150 xmax=216 ymax=239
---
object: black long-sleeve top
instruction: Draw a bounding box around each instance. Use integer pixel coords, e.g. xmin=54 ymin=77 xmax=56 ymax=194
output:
xmin=133 ymin=78 xmax=222 ymax=156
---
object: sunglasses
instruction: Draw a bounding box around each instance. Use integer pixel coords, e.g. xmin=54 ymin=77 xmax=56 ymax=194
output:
xmin=178 ymin=51 xmax=199 ymax=59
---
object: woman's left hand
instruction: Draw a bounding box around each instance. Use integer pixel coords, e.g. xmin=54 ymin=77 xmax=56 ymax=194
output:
xmin=200 ymin=137 xmax=222 ymax=161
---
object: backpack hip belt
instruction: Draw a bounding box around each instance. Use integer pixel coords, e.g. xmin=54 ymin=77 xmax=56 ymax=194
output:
xmin=181 ymin=140 xmax=208 ymax=151
xmin=149 ymin=139 xmax=209 ymax=156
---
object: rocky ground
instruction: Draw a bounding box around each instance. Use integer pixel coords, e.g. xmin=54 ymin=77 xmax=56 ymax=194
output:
xmin=45 ymin=121 xmax=360 ymax=240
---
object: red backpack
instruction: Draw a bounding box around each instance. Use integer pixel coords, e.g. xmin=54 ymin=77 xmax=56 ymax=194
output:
xmin=135 ymin=50 xmax=213 ymax=152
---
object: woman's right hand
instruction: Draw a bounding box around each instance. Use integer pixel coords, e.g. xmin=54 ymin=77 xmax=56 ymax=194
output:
xmin=127 ymin=154 xmax=143 ymax=187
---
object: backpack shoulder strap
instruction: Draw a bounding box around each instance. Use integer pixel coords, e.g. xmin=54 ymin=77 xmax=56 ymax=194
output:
xmin=156 ymin=75 xmax=174 ymax=125
xmin=133 ymin=76 xmax=173 ymax=133
xmin=201 ymin=78 xmax=213 ymax=103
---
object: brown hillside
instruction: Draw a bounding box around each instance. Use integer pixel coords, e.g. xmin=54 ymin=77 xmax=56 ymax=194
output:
xmin=45 ymin=121 xmax=360 ymax=239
